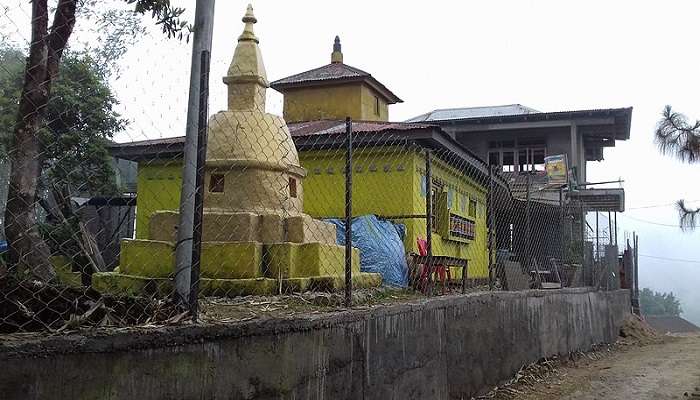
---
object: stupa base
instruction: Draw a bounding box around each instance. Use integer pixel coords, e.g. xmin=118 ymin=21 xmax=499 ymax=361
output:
xmin=91 ymin=272 xmax=383 ymax=297
xmin=87 ymin=238 xmax=381 ymax=297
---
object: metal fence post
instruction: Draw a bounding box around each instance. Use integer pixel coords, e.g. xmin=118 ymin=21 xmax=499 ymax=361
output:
xmin=175 ymin=0 xmax=216 ymax=306
xmin=559 ymin=186 xmax=565 ymax=263
xmin=525 ymin=173 xmax=531 ymax=265
xmin=189 ymin=50 xmax=210 ymax=322
xmin=344 ymin=117 xmax=353 ymax=307
xmin=488 ymin=165 xmax=494 ymax=290
xmin=595 ymin=211 xmax=599 ymax=264
xmin=614 ymin=212 xmax=618 ymax=247
xmin=579 ymin=201 xmax=587 ymax=286
xmin=632 ymin=232 xmax=640 ymax=315
xmin=425 ymin=150 xmax=433 ymax=295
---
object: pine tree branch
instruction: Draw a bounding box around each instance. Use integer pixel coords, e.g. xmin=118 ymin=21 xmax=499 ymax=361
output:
xmin=677 ymin=199 xmax=700 ymax=231
xmin=655 ymin=105 xmax=700 ymax=163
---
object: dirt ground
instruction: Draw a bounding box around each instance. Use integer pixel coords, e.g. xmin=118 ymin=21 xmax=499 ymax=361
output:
xmin=485 ymin=333 xmax=700 ymax=400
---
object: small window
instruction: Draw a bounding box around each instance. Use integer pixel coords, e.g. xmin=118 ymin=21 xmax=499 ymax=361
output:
xmin=374 ymin=96 xmax=380 ymax=116
xmin=209 ymin=174 xmax=225 ymax=193
xmin=469 ymin=199 xmax=477 ymax=218
xmin=289 ymin=177 xmax=297 ymax=198
xmin=502 ymin=151 xmax=515 ymax=173
xmin=488 ymin=151 xmax=500 ymax=167
xmin=533 ymin=149 xmax=546 ymax=171
xmin=518 ymin=149 xmax=529 ymax=172
xmin=430 ymin=180 xmax=444 ymax=233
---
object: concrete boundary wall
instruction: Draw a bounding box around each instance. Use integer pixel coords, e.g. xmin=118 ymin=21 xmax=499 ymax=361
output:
xmin=0 ymin=288 xmax=630 ymax=400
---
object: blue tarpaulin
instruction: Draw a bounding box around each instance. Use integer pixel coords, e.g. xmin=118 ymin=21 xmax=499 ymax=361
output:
xmin=327 ymin=215 xmax=409 ymax=288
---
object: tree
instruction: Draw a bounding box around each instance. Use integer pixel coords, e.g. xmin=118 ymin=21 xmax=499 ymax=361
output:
xmin=2 ymin=45 xmax=127 ymax=285
xmin=639 ymin=287 xmax=683 ymax=316
xmin=654 ymin=105 xmax=700 ymax=230
xmin=1 ymin=45 xmax=126 ymax=194
xmin=4 ymin=0 xmax=189 ymax=281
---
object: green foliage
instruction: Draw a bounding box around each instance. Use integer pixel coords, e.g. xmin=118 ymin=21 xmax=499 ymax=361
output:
xmin=640 ymin=287 xmax=683 ymax=316
xmin=0 ymin=44 xmax=126 ymax=195
xmin=123 ymin=0 xmax=191 ymax=40
xmin=0 ymin=47 xmax=24 ymax=155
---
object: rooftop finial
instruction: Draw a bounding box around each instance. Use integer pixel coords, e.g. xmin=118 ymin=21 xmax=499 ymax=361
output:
xmin=331 ymin=35 xmax=343 ymax=64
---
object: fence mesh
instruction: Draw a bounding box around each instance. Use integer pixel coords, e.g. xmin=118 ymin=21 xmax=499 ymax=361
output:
xmin=0 ymin=2 xmax=625 ymax=335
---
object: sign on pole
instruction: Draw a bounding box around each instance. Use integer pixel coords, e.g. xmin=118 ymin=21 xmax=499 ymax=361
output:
xmin=544 ymin=154 xmax=568 ymax=185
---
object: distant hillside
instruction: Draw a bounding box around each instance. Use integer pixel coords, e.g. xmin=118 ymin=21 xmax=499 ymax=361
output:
xmin=645 ymin=315 xmax=700 ymax=334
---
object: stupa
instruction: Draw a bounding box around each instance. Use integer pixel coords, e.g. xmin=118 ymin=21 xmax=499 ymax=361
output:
xmin=93 ymin=5 xmax=382 ymax=296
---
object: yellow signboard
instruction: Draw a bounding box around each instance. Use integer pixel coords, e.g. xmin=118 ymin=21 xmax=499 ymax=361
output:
xmin=544 ymin=154 xmax=568 ymax=185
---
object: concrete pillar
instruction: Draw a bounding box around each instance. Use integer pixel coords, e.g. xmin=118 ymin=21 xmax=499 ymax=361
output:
xmin=578 ymin=130 xmax=586 ymax=183
xmin=569 ymin=123 xmax=578 ymax=182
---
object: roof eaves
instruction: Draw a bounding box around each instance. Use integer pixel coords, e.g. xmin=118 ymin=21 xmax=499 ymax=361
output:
xmin=438 ymin=107 xmax=633 ymax=124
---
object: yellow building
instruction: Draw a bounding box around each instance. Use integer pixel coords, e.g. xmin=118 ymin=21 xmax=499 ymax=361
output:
xmin=270 ymin=38 xmax=501 ymax=281
xmin=109 ymin=37 xmax=504 ymax=284
xmin=94 ymin=7 xmax=382 ymax=296
xmin=270 ymin=36 xmax=402 ymax=123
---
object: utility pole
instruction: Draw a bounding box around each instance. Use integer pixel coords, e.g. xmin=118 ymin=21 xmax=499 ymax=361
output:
xmin=344 ymin=117 xmax=353 ymax=307
xmin=175 ymin=0 xmax=216 ymax=305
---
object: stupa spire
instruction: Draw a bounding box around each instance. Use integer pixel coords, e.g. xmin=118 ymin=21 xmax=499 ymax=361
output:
xmin=224 ymin=4 xmax=268 ymax=111
xmin=331 ymin=35 xmax=343 ymax=64
xmin=239 ymin=4 xmax=258 ymax=43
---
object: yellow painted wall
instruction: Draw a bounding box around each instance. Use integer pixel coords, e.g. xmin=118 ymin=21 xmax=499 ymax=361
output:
xmin=359 ymin=84 xmax=389 ymax=121
xmin=299 ymin=148 xmax=414 ymax=218
xmin=282 ymin=83 xmax=389 ymax=122
xmin=403 ymin=154 xmax=489 ymax=279
xmin=133 ymin=148 xmax=489 ymax=278
xmin=135 ymin=161 xmax=183 ymax=239
xmin=300 ymin=149 xmax=489 ymax=279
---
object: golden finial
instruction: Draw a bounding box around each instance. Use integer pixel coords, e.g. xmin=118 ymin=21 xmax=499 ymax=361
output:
xmin=224 ymin=4 xmax=268 ymax=111
xmin=238 ymin=4 xmax=258 ymax=43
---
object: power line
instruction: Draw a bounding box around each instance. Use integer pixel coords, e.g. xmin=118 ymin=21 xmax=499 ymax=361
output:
xmin=627 ymin=199 xmax=700 ymax=210
xmin=639 ymin=254 xmax=700 ymax=264
xmin=620 ymin=214 xmax=680 ymax=228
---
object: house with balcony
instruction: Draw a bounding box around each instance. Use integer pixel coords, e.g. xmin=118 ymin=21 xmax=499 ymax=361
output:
xmin=408 ymin=105 xmax=633 ymax=282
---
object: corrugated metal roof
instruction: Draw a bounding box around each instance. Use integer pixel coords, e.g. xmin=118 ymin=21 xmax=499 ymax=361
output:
xmin=270 ymin=63 xmax=402 ymax=104
xmin=106 ymin=119 xmax=510 ymax=190
xmin=406 ymin=104 xmax=540 ymax=122
xmin=288 ymin=120 xmax=435 ymax=137
xmin=106 ymin=136 xmax=184 ymax=148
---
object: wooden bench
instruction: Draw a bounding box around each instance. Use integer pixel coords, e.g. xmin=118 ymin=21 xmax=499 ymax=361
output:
xmin=411 ymin=255 xmax=469 ymax=294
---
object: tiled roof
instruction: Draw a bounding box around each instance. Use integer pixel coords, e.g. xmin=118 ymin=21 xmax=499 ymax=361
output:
xmin=272 ymin=63 xmax=370 ymax=86
xmin=270 ymin=63 xmax=402 ymax=104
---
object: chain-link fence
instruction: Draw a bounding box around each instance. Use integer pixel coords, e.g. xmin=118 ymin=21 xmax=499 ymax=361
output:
xmin=0 ymin=2 xmax=625 ymax=335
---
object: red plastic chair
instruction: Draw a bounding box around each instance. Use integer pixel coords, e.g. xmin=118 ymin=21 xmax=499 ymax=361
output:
xmin=416 ymin=237 xmax=450 ymax=294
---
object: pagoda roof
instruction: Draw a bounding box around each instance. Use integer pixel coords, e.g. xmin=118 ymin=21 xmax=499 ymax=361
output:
xmin=270 ymin=62 xmax=403 ymax=104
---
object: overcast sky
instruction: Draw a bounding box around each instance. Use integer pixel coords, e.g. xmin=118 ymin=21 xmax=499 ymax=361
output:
xmin=3 ymin=1 xmax=699 ymax=323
